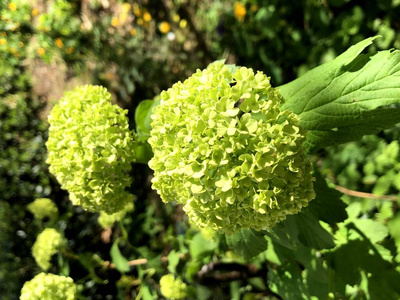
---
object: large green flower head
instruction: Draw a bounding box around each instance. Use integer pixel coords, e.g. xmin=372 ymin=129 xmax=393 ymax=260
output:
xmin=32 ymin=228 xmax=66 ymax=270
xmin=20 ymin=273 xmax=76 ymax=300
xmin=149 ymin=62 xmax=315 ymax=234
xmin=159 ymin=274 xmax=187 ymax=300
xmin=46 ymin=85 xmax=136 ymax=214
xmin=27 ymin=198 xmax=58 ymax=222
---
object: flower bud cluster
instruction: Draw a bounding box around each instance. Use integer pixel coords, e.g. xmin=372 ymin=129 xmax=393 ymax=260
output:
xmin=159 ymin=274 xmax=187 ymax=300
xmin=149 ymin=62 xmax=315 ymax=234
xmin=20 ymin=272 xmax=76 ymax=300
xmin=46 ymin=85 xmax=136 ymax=214
xmin=27 ymin=198 xmax=58 ymax=222
xmin=32 ymin=228 xmax=66 ymax=270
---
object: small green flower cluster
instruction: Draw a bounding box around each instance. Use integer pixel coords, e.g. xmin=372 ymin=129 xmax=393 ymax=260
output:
xmin=159 ymin=274 xmax=187 ymax=300
xmin=149 ymin=62 xmax=315 ymax=234
xmin=98 ymin=201 xmax=134 ymax=229
xmin=20 ymin=272 xmax=76 ymax=300
xmin=32 ymin=228 xmax=66 ymax=270
xmin=27 ymin=198 xmax=58 ymax=222
xmin=46 ymin=85 xmax=136 ymax=214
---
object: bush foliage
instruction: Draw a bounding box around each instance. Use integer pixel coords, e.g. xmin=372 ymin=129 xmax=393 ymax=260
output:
xmin=3 ymin=0 xmax=400 ymax=299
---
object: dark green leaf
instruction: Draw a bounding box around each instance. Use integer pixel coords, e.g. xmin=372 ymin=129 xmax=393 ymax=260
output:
xmin=279 ymin=36 xmax=400 ymax=152
xmin=264 ymin=215 xmax=300 ymax=249
xmin=268 ymin=261 xmax=310 ymax=300
xmin=308 ymin=170 xmax=348 ymax=224
xmin=293 ymin=210 xmax=336 ymax=250
xmin=368 ymin=270 xmax=400 ymax=300
xmin=225 ymin=229 xmax=268 ymax=260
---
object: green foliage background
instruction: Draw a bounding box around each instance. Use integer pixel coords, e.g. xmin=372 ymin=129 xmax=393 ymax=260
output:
xmin=2 ymin=0 xmax=400 ymax=299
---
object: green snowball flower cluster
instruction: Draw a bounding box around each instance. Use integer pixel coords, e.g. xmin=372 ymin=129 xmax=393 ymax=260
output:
xmin=20 ymin=273 xmax=76 ymax=300
xmin=149 ymin=62 xmax=315 ymax=234
xmin=159 ymin=274 xmax=187 ymax=300
xmin=32 ymin=228 xmax=66 ymax=270
xmin=98 ymin=201 xmax=134 ymax=229
xmin=46 ymin=85 xmax=136 ymax=214
xmin=27 ymin=198 xmax=58 ymax=222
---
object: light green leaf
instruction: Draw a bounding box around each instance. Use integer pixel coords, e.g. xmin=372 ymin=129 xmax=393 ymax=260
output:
xmin=167 ymin=250 xmax=180 ymax=274
xmin=189 ymin=233 xmax=217 ymax=259
xmin=225 ymin=229 xmax=268 ymax=261
xmin=279 ymin=36 xmax=400 ymax=152
xmin=134 ymin=98 xmax=160 ymax=141
xmin=110 ymin=238 xmax=130 ymax=273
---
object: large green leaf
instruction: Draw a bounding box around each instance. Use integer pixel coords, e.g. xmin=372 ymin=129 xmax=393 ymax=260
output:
xmin=307 ymin=170 xmax=347 ymax=225
xmin=225 ymin=229 xmax=268 ymax=260
xmin=279 ymin=36 xmax=400 ymax=152
xmin=293 ymin=210 xmax=336 ymax=250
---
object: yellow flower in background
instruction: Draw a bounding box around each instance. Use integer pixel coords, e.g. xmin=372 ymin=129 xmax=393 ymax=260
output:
xmin=159 ymin=21 xmax=170 ymax=33
xmin=172 ymin=14 xmax=180 ymax=23
xmin=111 ymin=17 xmax=119 ymax=27
xmin=234 ymin=2 xmax=246 ymax=22
xmin=137 ymin=18 xmax=143 ymax=25
xmin=66 ymin=47 xmax=74 ymax=54
xmin=1 ymin=32 xmax=6 ymax=36
xmin=179 ymin=19 xmax=187 ymax=28
xmin=37 ymin=47 xmax=45 ymax=56
xmin=18 ymin=41 xmax=23 ymax=47
xmin=122 ymin=3 xmax=131 ymax=12
xmin=250 ymin=4 xmax=259 ymax=12
xmin=8 ymin=2 xmax=17 ymax=11
xmin=55 ymin=38 xmax=63 ymax=48
xmin=32 ymin=8 xmax=39 ymax=16
xmin=130 ymin=28 xmax=137 ymax=36
xmin=132 ymin=3 xmax=141 ymax=16
xmin=0 ymin=38 xmax=6 ymax=45
xmin=143 ymin=11 xmax=151 ymax=22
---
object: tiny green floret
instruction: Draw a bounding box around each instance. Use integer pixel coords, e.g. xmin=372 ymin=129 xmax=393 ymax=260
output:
xmin=20 ymin=273 xmax=77 ymax=300
xmin=32 ymin=228 xmax=66 ymax=271
xmin=149 ymin=62 xmax=315 ymax=234
xmin=159 ymin=274 xmax=187 ymax=300
xmin=46 ymin=85 xmax=136 ymax=214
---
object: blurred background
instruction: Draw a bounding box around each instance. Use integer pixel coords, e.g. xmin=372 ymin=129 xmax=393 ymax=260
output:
xmin=2 ymin=0 xmax=400 ymax=299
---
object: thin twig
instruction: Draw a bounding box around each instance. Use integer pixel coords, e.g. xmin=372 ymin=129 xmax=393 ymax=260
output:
xmin=334 ymin=184 xmax=398 ymax=202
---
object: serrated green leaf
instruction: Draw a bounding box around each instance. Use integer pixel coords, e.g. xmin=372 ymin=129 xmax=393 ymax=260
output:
xmin=110 ymin=238 xmax=130 ymax=273
xmin=292 ymin=210 xmax=336 ymax=250
xmin=307 ymin=171 xmax=348 ymax=224
xmin=279 ymin=36 xmax=400 ymax=152
xmin=225 ymin=229 xmax=268 ymax=261
xmin=351 ymin=219 xmax=389 ymax=243
xmin=268 ymin=261 xmax=310 ymax=300
xmin=368 ymin=270 xmax=400 ymax=300
xmin=264 ymin=216 xmax=300 ymax=249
